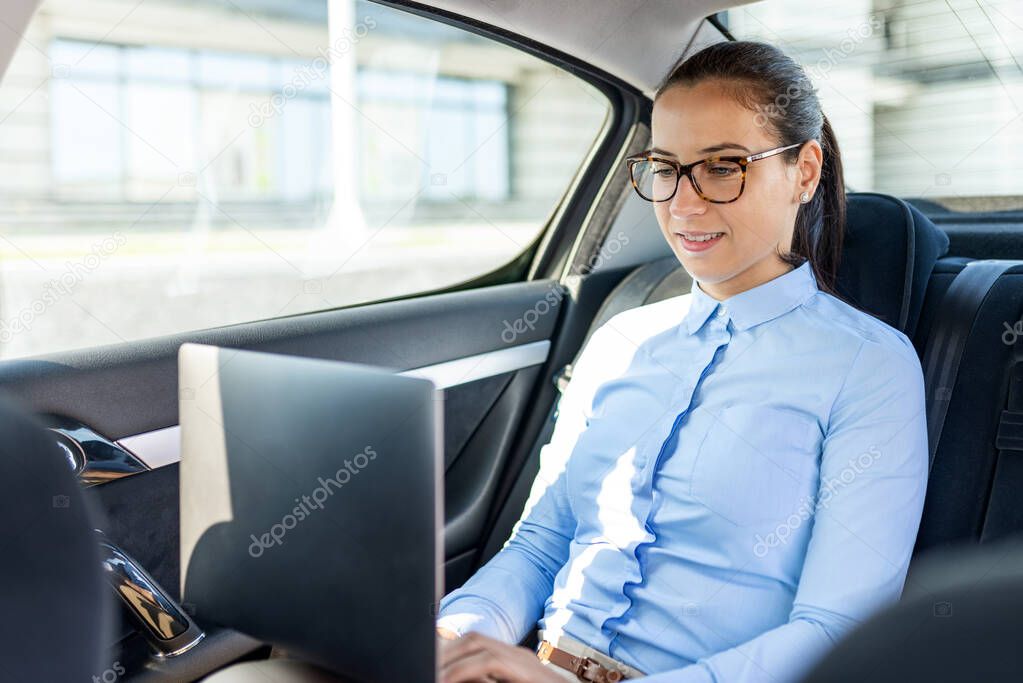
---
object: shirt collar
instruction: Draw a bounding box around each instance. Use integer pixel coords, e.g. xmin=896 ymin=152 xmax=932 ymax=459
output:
xmin=684 ymin=260 xmax=819 ymax=335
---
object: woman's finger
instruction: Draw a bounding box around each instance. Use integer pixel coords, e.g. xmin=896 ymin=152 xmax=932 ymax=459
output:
xmin=439 ymin=631 xmax=492 ymax=667
xmin=438 ymin=631 xmax=568 ymax=683
xmin=440 ymin=648 xmax=514 ymax=683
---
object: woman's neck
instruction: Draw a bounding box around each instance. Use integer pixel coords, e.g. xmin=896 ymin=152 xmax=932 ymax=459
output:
xmin=698 ymin=258 xmax=798 ymax=301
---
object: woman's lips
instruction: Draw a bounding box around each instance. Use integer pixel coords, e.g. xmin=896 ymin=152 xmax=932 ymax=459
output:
xmin=675 ymin=232 xmax=725 ymax=253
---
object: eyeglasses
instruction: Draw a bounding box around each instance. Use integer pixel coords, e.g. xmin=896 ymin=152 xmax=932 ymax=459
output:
xmin=625 ymin=141 xmax=806 ymax=204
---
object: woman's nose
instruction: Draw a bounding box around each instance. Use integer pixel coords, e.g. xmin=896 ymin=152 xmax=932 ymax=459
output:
xmin=668 ymin=175 xmax=707 ymax=219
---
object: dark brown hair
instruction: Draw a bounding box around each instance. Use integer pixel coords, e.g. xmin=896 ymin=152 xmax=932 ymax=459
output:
xmin=655 ymin=40 xmax=846 ymax=295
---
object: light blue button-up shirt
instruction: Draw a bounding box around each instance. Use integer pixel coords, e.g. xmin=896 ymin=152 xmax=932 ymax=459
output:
xmin=438 ymin=259 xmax=928 ymax=682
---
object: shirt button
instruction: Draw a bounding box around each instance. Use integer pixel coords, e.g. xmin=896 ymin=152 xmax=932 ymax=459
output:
xmin=716 ymin=306 xmax=727 ymax=317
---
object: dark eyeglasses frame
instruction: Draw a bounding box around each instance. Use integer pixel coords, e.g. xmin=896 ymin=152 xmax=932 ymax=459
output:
xmin=625 ymin=141 xmax=806 ymax=204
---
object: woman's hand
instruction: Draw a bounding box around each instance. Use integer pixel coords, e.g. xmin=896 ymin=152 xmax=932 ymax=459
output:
xmin=439 ymin=631 xmax=567 ymax=683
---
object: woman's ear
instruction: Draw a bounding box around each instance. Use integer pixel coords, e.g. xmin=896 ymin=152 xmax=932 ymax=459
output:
xmin=795 ymin=140 xmax=824 ymax=202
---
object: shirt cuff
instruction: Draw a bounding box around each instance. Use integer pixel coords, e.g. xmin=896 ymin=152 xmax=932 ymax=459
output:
xmin=435 ymin=612 xmax=489 ymax=638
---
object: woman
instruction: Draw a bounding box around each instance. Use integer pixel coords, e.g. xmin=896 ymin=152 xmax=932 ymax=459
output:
xmin=437 ymin=40 xmax=928 ymax=683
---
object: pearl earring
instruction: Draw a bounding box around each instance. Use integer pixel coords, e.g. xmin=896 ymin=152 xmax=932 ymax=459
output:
xmin=799 ymin=191 xmax=811 ymax=203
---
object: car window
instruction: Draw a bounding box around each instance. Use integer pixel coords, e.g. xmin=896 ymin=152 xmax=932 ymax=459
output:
xmin=0 ymin=0 xmax=610 ymax=359
xmin=718 ymin=0 xmax=1023 ymax=213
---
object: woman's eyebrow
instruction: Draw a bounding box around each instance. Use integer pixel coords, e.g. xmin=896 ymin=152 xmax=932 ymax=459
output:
xmin=698 ymin=142 xmax=752 ymax=154
xmin=648 ymin=142 xmax=753 ymax=158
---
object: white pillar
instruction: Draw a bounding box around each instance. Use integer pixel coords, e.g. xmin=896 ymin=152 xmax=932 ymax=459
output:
xmin=306 ymin=0 xmax=368 ymax=276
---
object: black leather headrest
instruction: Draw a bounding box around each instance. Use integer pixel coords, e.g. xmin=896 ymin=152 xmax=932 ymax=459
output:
xmin=835 ymin=192 xmax=949 ymax=338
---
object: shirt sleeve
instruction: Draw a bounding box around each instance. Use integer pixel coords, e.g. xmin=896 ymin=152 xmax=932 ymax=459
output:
xmin=640 ymin=335 xmax=929 ymax=683
xmin=436 ymin=324 xmax=611 ymax=644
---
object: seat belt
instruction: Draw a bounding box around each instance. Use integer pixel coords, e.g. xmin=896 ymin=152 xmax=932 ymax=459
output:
xmin=922 ymin=260 xmax=1023 ymax=473
xmin=553 ymin=256 xmax=683 ymax=397
xmin=981 ymin=359 xmax=1023 ymax=541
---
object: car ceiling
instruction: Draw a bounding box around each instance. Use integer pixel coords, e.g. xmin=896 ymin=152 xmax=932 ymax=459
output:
xmin=415 ymin=0 xmax=757 ymax=95
xmin=0 ymin=0 xmax=40 ymax=82
xmin=0 ymin=0 xmax=757 ymax=93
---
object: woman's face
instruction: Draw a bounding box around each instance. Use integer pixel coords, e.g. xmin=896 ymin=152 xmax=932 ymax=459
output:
xmin=650 ymin=79 xmax=822 ymax=299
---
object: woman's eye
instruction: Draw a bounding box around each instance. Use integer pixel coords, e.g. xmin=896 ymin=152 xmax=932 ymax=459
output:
xmin=651 ymin=166 xmax=675 ymax=178
xmin=707 ymin=164 xmax=738 ymax=177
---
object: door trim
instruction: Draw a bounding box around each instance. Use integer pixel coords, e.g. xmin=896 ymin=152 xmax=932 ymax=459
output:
xmin=116 ymin=340 xmax=551 ymax=470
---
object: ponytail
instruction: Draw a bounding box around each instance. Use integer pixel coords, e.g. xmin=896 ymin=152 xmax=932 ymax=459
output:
xmin=789 ymin=114 xmax=845 ymax=295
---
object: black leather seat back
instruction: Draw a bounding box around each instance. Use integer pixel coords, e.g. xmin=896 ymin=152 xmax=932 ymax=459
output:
xmin=913 ymin=260 xmax=1023 ymax=552
xmin=0 ymin=393 xmax=110 ymax=680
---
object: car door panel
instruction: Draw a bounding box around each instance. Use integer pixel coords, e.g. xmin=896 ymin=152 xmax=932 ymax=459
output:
xmin=1 ymin=279 xmax=559 ymax=438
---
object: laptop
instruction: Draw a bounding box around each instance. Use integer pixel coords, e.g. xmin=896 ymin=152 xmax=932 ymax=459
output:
xmin=178 ymin=343 xmax=442 ymax=683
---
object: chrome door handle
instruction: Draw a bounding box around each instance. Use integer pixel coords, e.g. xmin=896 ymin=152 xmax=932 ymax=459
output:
xmin=97 ymin=538 xmax=205 ymax=658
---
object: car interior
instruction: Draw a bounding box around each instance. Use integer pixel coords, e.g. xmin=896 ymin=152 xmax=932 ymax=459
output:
xmin=2 ymin=0 xmax=1023 ymax=680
